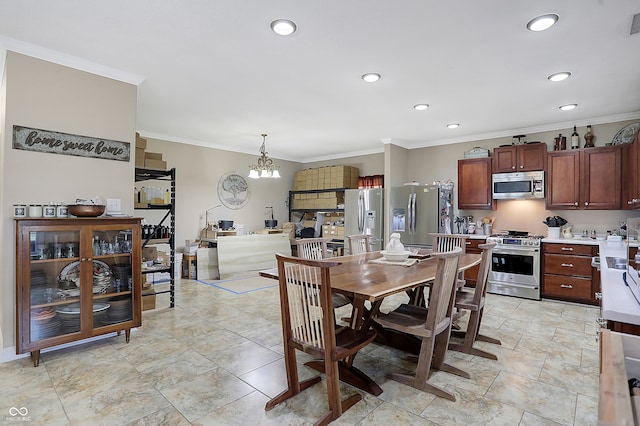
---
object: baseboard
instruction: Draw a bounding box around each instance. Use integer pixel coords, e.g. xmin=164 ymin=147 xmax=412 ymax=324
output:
xmin=1 ymin=330 xmax=136 ymax=364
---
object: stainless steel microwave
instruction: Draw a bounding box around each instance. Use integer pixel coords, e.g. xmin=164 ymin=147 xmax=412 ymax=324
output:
xmin=492 ymin=171 xmax=544 ymax=200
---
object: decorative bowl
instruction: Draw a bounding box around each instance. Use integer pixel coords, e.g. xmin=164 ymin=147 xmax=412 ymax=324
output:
xmin=380 ymin=250 xmax=411 ymax=262
xmin=67 ymin=204 xmax=105 ymax=217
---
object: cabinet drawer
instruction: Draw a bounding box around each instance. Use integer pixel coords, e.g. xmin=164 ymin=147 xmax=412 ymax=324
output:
xmin=543 ymin=243 xmax=594 ymax=256
xmin=544 ymin=253 xmax=593 ymax=276
xmin=543 ymin=274 xmax=592 ymax=300
xmin=465 ymin=238 xmax=485 ymax=253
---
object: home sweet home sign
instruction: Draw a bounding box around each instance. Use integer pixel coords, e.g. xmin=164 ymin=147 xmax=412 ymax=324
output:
xmin=12 ymin=125 xmax=131 ymax=161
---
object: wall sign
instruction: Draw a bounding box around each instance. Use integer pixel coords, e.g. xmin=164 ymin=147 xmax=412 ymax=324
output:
xmin=217 ymin=171 xmax=250 ymax=210
xmin=12 ymin=125 xmax=131 ymax=162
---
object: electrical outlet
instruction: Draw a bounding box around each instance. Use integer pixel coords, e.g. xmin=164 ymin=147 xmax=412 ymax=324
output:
xmin=106 ymin=198 xmax=121 ymax=213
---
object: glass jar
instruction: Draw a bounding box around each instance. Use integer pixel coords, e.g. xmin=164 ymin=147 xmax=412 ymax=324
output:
xmin=28 ymin=204 xmax=43 ymax=217
xmin=43 ymin=204 xmax=56 ymax=218
xmin=13 ymin=204 xmax=27 ymax=218
xmin=56 ymin=204 xmax=68 ymax=218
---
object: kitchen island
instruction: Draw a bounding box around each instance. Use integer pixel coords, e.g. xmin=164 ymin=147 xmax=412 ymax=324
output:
xmin=196 ymin=233 xmax=292 ymax=280
xmin=599 ymin=240 xmax=640 ymax=333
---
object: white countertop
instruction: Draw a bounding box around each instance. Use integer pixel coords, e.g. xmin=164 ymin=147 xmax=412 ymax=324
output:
xmin=542 ymin=237 xmax=601 ymax=245
xmin=599 ymin=241 xmax=640 ymax=326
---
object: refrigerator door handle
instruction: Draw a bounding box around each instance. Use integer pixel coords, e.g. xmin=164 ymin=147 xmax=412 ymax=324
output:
xmin=411 ymin=193 xmax=417 ymax=235
xmin=406 ymin=194 xmax=412 ymax=235
xmin=358 ymin=191 xmax=364 ymax=233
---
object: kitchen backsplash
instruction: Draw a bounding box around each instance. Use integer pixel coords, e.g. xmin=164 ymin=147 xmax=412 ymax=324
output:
xmin=461 ymin=199 xmax=640 ymax=237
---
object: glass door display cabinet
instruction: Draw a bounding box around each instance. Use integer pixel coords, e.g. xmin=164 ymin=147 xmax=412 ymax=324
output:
xmin=15 ymin=218 xmax=142 ymax=366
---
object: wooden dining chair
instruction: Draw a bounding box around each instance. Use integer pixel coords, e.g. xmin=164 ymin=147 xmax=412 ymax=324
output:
xmin=265 ymin=254 xmax=377 ymax=426
xmin=296 ymin=237 xmax=330 ymax=260
xmin=296 ymin=238 xmax=352 ymax=311
xmin=373 ymin=247 xmax=467 ymax=401
xmin=449 ymin=242 xmax=502 ymax=359
xmin=347 ymin=234 xmax=372 ymax=255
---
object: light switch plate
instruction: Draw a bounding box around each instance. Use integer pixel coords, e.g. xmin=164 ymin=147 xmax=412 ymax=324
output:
xmin=106 ymin=198 xmax=122 ymax=213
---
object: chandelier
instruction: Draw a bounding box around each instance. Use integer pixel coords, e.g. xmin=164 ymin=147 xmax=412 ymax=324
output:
xmin=248 ymin=134 xmax=280 ymax=179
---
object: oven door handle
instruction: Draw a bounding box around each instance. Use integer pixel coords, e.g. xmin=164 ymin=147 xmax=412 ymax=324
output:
xmin=488 ymin=280 xmax=539 ymax=289
xmin=493 ymin=248 xmax=540 ymax=255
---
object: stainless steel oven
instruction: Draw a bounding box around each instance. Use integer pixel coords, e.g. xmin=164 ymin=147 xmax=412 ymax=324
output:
xmin=486 ymin=234 xmax=541 ymax=300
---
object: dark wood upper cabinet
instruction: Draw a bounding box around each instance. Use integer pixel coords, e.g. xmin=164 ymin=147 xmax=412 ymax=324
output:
xmin=546 ymin=146 xmax=621 ymax=210
xmin=493 ymin=143 xmax=546 ymax=174
xmin=458 ymin=157 xmax=496 ymax=210
xmin=623 ymin=130 xmax=640 ymax=209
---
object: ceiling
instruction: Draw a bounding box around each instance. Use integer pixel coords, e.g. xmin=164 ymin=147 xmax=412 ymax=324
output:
xmin=1 ymin=1 xmax=639 ymax=163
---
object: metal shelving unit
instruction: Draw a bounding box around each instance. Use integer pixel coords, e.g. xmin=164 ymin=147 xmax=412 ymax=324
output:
xmin=135 ymin=167 xmax=176 ymax=308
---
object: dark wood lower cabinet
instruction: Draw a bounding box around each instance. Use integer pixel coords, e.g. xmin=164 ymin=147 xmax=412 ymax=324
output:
xmin=542 ymin=242 xmax=598 ymax=305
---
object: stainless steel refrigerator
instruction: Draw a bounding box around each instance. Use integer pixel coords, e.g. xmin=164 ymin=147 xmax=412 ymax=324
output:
xmin=389 ymin=184 xmax=454 ymax=247
xmin=344 ymin=188 xmax=384 ymax=253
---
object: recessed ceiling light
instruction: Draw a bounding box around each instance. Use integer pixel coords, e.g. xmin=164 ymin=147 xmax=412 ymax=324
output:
xmin=559 ymin=104 xmax=577 ymax=111
xmin=413 ymin=104 xmax=429 ymax=111
xmin=361 ymin=73 xmax=381 ymax=83
xmin=270 ymin=19 xmax=297 ymax=36
xmin=548 ymin=72 xmax=571 ymax=82
xmin=527 ymin=13 xmax=559 ymax=31
xmin=447 ymin=123 xmax=460 ymax=129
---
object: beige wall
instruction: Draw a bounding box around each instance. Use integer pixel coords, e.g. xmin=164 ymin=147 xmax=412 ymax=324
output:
xmin=305 ymin=152 xmax=383 ymax=177
xmin=1 ymin=52 xmax=136 ymax=355
xmin=406 ymin=119 xmax=640 ymax=236
xmin=140 ymin=137 xmax=302 ymax=249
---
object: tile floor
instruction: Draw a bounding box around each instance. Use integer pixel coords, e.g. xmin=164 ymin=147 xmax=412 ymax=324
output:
xmin=0 ymin=277 xmax=600 ymax=425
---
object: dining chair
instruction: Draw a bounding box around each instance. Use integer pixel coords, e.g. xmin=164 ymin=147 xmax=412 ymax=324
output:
xmin=296 ymin=238 xmax=352 ymax=311
xmin=265 ymin=254 xmax=376 ymax=426
xmin=347 ymin=234 xmax=372 ymax=255
xmin=296 ymin=237 xmax=330 ymax=260
xmin=373 ymin=247 xmax=468 ymax=401
xmin=449 ymin=242 xmax=502 ymax=359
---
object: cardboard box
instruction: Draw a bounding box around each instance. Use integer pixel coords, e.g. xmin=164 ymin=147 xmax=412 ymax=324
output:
xmin=144 ymin=159 xmax=167 ymax=170
xmin=135 ymin=148 xmax=146 ymax=167
xmin=135 ymin=133 xmax=147 ymax=149
xmin=142 ymin=246 xmax=157 ymax=262
xmin=142 ymin=287 xmax=156 ymax=311
xmin=144 ymin=152 xmax=163 ymax=160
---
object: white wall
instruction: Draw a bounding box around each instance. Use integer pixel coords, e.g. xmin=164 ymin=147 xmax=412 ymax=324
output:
xmin=139 ymin=137 xmax=302 ymax=250
xmin=1 ymin=52 xmax=136 ymax=354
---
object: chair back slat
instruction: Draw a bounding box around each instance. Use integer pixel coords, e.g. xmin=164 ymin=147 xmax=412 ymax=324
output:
xmin=277 ymin=254 xmax=339 ymax=352
xmin=296 ymin=238 xmax=329 ymax=260
xmin=425 ymin=247 xmax=462 ymax=330
xmin=471 ymin=242 xmax=495 ymax=305
xmin=429 ymin=233 xmax=468 ymax=254
xmin=347 ymin=234 xmax=372 ymax=254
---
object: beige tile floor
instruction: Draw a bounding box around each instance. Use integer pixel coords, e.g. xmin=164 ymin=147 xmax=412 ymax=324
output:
xmin=0 ymin=277 xmax=600 ymax=425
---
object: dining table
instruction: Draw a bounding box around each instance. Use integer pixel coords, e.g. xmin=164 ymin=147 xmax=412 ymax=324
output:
xmin=260 ymin=250 xmax=481 ymax=396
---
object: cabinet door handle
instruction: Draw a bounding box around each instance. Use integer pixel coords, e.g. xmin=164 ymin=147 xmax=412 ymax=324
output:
xmin=561 ymin=263 xmax=574 ymax=267
xmin=595 ymin=292 xmax=602 ymax=300
xmin=561 ymin=247 xmax=574 ymax=251
xmin=560 ymin=284 xmax=573 ymax=288
xmin=511 ymin=166 xmax=515 ymax=170
xmin=520 ymin=165 xmax=524 ymax=169
xmin=574 ymin=201 xmax=578 ymax=206
xmin=465 ymin=241 xmax=471 ymax=245
xmin=585 ymin=201 xmax=589 ymax=206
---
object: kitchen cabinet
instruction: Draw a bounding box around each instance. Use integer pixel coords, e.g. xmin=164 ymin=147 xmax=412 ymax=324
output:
xmin=463 ymin=237 xmax=486 ymax=287
xmin=457 ymin=157 xmax=496 ymax=210
xmin=15 ymin=218 xmax=142 ymax=366
xmin=542 ymin=242 xmax=598 ymax=305
xmin=546 ymin=145 xmax=622 ymax=210
xmin=135 ymin=167 xmax=176 ymax=308
xmin=492 ymin=142 xmax=546 ymax=173
xmin=623 ymin=129 xmax=640 ymax=209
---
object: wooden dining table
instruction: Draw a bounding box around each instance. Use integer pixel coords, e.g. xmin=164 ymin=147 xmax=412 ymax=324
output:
xmin=260 ymin=250 xmax=482 ymax=396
